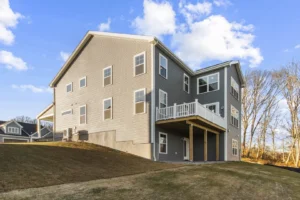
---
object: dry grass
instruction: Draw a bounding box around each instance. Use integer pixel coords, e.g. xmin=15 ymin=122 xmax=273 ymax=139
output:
xmin=1 ymin=162 xmax=300 ymax=200
xmin=0 ymin=142 xmax=179 ymax=193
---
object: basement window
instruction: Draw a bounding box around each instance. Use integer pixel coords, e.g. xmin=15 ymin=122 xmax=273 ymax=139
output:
xmin=159 ymin=132 xmax=168 ymax=154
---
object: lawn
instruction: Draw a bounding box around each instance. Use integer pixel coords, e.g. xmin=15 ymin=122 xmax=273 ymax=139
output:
xmin=0 ymin=142 xmax=178 ymax=193
xmin=1 ymin=142 xmax=300 ymax=200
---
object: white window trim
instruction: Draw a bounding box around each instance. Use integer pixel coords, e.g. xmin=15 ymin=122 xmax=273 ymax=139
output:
xmin=103 ymin=97 xmax=113 ymax=120
xmin=159 ymin=132 xmax=168 ymax=154
xmin=66 ymin=82 xmax=73 ymax=93
xmin=232 ymin=139 xmax=238 ymax=156
xmin=61 ymin=109 xmax=73 ymax=116
xmin=231 ymin=105 xmax=239 ymax=128
xmin=204 ymin=102 xmax=220 ymax=115
xmin=79 ymin=76 xmax=87 ymax=88
xmin=134 ymin=88 xmax=146 ymax=115
xmin=7 ymin=127 xmax=20 ymax=134
xmin=79 ymin=105 xmax=87 ymax=125
xmin=133 ymin=52 xmax=146 ymax=77
xmin=159 ymin=53 xmax=168 ymax=79
xmin=231 ymin=77 xmax=239 ymax=100
xmin=103 ymin=66 xmax=113 ymax=87
xmin=159 ymin=89 xmax=168 ymax=109
xmin=183 ymin=73 xmax=190 ymax=93
xmin=197 ymin=73 xmax=220 ymax=94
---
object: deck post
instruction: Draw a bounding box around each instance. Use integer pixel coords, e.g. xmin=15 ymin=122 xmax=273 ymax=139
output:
xmin=195 ymin=99 xmax=198 ymax=115
xmin=216 ymin=133 xmax=219 ymax=161
xmin=204 ymin=129 xmax=207 ymax=161
xmin=173 ymin=103 xmax=177 ymax=119
xmin=189 ymin=124 xmax=194 ymax=162
xmin=156 ymin=107 xmax=159 ymax=120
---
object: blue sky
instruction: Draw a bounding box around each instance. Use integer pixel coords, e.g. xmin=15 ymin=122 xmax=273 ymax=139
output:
xmin=0 ymin=0 xmax=299 ymax=120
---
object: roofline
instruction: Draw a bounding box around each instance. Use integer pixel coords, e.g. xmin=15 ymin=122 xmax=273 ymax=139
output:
xmin=0 ymin=120 xmax=23 ymax=128
xmin=37 ymin=103 xmax=54 ymax=119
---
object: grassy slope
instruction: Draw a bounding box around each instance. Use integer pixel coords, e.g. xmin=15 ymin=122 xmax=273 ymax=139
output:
xmin=0 ymin=142 xmax=178 ymax=193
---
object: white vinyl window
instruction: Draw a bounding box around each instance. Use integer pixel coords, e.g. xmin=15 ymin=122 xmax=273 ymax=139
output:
xmin=231 ymin=77 xmax=239 ymax=100
xmin=7 ymin=127 xmax=20 ymax=134
xmin=159 ymin=132 xmax=168 ymax=154
xmin=159 ymin=54 xmax=168 ymax=79
xmin=79 ymin=76 xmax=87 ymax=88
xmin=159 ymin=89 xmax=168 ymax=108
xmin=79 ymin=105 xmax=86 ymax=124
xmin=183 ymin=73 xmax=190 ymax=93
xmin=134 ymin=89 xmax=146 ymax=114
xmin=66 ymin=83 xmax=72 ymax=93
xmin=197 ymin=73 xmax=219 ymax=94
xmin=103 ymin=66 xmax=112 ymax=86
xmin=231 ymin=105 xmax=239 ymax=128
xmin=103 ymin=98 xmax=112 ymax=120
xmin=232 ymin=139 xmax=238 ymax=156
xmin=134 ymin=52 xmax=146 ymax=76
xmin=62 ymin=109 xmax=73 ymax=116
xmin=204 ymin=102 xmax=220 ymax=115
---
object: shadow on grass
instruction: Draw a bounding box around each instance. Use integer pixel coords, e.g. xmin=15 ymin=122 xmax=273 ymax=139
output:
xmin=265 ymin=164 xmax=300 ymax=173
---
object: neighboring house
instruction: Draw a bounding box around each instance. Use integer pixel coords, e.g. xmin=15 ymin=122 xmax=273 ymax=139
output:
xmin=31 ymin=127 xmax=54 ymax=142
xmin=0 ymin=120 xmax=36 ymax=143
xmin=37 ymin=31 xmax=244 ymax=162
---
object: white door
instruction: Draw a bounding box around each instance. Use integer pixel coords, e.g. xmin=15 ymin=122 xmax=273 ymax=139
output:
xmin=183 ymin=138 xmax=190 ymax=160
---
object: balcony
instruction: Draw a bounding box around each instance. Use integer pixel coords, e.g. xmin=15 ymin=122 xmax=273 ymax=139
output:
xmin=156 ymin=99 xmax=226 ymax=129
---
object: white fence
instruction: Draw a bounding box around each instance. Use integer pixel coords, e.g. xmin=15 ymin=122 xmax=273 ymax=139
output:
xmin=156 ymin=99 xmax=226 ymax=129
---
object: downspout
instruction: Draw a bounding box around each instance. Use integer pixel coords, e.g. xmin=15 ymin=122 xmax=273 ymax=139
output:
xmin=53 ymin=87 xmax=56 ymax=142
xmin=224 ymin=66 xmax=228 ymax=161
xmin=151 ymin=40 xmax=158 ymax=161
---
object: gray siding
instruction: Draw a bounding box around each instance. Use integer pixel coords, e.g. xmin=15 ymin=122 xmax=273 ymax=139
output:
xmin=6 ymin=121 xmax=22 ymax=135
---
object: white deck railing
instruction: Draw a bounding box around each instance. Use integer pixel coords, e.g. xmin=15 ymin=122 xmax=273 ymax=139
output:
xmin=156 ymin=99 xmax=226 ymax=129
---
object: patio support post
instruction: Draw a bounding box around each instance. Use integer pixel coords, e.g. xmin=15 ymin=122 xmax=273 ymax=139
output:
xmin=204 ymin=129 xmax=208 ymax=161
xmin=37 ymin=119 xmax=41 ymax=138
xmin=189 ymin=124 xmax=194 ymax=162
xmin=216 ymin=133 xmax=219 ymax=161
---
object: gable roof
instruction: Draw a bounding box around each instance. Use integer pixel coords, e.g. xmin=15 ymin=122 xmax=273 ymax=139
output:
xmin=49 ymin=31 xmax=245 ymax=87
xmin=0 ymin=120 xmax=38 ymax=136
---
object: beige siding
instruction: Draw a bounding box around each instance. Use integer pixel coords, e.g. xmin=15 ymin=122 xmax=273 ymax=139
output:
xmin=55 ymin=35 xmax=152 ymax=158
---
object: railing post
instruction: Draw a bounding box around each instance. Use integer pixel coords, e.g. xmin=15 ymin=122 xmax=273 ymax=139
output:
xmin=195 ymin=99 xmax=198 ymax=115
xmin=173 ymin=103 xmax=177 ymax=119
xmin=156 ymin=107 xmax=159 ymax=120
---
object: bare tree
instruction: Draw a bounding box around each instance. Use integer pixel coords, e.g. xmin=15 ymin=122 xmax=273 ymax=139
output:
xmin=12 ymin=116 xmax=37 ymax=124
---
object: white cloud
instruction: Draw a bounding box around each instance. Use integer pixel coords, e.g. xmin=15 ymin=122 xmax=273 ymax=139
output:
xmin=179 ymin=1 xmax=212 ymax=24
xmin=0 ymin=0 xmax=23 ymax=45
xmin=213 ymin=0 xmax=232 ymax=7
xmin=60 ymin=51 xmax=70 ymax=62
xmin=295 ymin=44 xmax=300 ymax=49
xmin=172 ymin=15 xmax=263 ymax=68
xmin=98 ymin=18 xmax=111 ymax=32
xmin=283 ymin=49 xmax=290 ymax=53
xmin=132 ymin=0 xmax=176 ymax=37
xmin=11 ymin=84 xmax=52 ymax=93
xmin=0 ymin=50 xmax=28 ymax=71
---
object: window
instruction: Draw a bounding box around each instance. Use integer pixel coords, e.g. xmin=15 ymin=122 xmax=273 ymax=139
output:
xmin=103 ymin=66 xmax=112 ymax=86
xmin=231 ymin=105 xmax=239 ymax=128
xmin=103 ymin=98 xmax=112 ymax=120
xmin=7 ymin=127 xmax=20 ymax=134
xmin=134 ymin=52 xmax=145 ymax=76
xmin=183 ymin=73 xmax=190 ymax=93
xmin=79 ymin=105 xmax=86 ymax=124
xmin=62 ymin=109 xmax=72 ymax=116
xmin=197 ymin=73 xmax=219 ymax=94
xmin=232 ymin=139 xmax=238 ymax=156
xmin=66 ymin=83 xmax=72 ymax=93
xmin=159 ymin=132 xmax=168 ymax=154
xmin=159 ymin=54 xmax=168 ymax=79
xmin=79 ymin=76 xmax=86 ymax=88
xmin=134 ymin=89 xmax=146 ymax=114
xmin=205 ymin=102 xmax=219 ymax=114
xmin=231 ymin=77 xmax=239 ymax=100
xmin=159 ymin=89 xmax=168 ymax=108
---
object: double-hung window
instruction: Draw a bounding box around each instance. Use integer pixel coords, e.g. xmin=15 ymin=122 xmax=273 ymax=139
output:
xmin=231 ymin=77 xmax=239 ymax=100
xmin=79 ymin=76 xmax=87 ymax=88
xmin=103 ymin=98 xmax=112 ymax=120
xmin=134 ymin=52 xmax=145 ymax=76
xmin=159 ymin=132 xmax=168 ymax=154
xmin=134 ymin=89 xmax=146 ymax=114
xmin=183 ymin=73 xmax=190 ymax=93
xmin=231 ymin=105 xmax=239 ymax=128
xmin=159 ymin=54 xmax=168 ymax=79
xmin=103 ymin=66 xmax=112 ymax=86
xmin=8 ymin=127 xmax=19 ymax=134
xmin=232 ymin=139 xmax=238 ymax=156
xmin=79 ymin=105 xmax=86 ymax=124
xmin=159 ymin=89 xmax=168 ymax=108
xmin=197 ymin=73 xmax=219 ymax=94
xmin=66 ymin=83 xmax=72 ymax=93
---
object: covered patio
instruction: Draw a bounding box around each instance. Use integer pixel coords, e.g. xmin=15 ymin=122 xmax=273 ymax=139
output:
xmin=36 ymin=103 xmax=54 ymax=138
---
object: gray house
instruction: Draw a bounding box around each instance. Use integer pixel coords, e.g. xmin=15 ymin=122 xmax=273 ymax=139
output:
xmin=0 ymin=120 xmax=36 ymax=142
xmin=37 ymin=32 xmax=244 ymax=162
